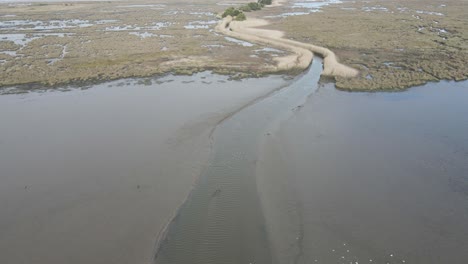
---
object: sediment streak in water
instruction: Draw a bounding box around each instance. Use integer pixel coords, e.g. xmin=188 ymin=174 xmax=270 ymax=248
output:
xmin=154 ymin=57 xmax=324 ymax=264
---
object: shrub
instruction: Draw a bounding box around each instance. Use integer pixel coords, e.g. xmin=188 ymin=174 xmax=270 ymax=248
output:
xmin=258 ymin=0 xmax=272 ymax=5
xmin=222 ymin=7 xmax=241 ymax=18
xmin=247 ymin=2 xmax=262 ymax=10
xmin=235 ymin=12 xmax=247 ymax=21
xmin=239 ymin=5 xmax=252 ymax=12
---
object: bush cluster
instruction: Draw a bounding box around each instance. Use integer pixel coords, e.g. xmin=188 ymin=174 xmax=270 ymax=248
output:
xmin=222 ymin=7 xmax=241 ymax=18
xmin=235 ymin=12 xmax=247 ymax=21
xmin=221 ymin=1 xmax=272 ymax=21
xmin=221 ymin=6 xmax=247 ymax=20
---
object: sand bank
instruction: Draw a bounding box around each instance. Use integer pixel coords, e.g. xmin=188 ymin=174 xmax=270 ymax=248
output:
xmin=216 ymin=16 xmax=359 ymax=78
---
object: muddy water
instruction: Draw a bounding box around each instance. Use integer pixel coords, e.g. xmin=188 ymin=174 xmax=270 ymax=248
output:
xmin=155 ymin=58 xmax=324 ymax=264
xmin=258 ymin=80 xmax=468 ymax=264
xmin=0 ymin=72 xmax=289 ymax=264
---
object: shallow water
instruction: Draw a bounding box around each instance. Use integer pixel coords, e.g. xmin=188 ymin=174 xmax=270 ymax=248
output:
xmin=0 ymin=72 xmax=287 ymax=264
xmin=1 ymin=47 xmax=466 ymax=264
xmin=155 ymin=58 xmax=324 ymax=264
xmin=259 ymin=80 xmax=468 ymax=263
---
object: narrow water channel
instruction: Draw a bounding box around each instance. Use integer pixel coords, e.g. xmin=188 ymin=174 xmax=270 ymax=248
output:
xmin=155 ymin=57 xmax=324 ymax=264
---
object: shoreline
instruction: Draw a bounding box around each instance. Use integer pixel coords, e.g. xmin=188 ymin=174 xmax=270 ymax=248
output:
xmin=0 ymin=55 xmax=305 ymax=94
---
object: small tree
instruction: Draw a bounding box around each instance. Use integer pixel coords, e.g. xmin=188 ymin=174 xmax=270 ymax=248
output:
xmin=239 ymin=5 xmax=252 ymax=12
xmin=258 ymin=0 xmax=272 ymax=5
xmin=247 ymin=2 xmax=261 ymax=10
xmin=222 ymin=7 xmax=241 ymax=18
xmin=235 ymin=12 xmax=247 ymax=21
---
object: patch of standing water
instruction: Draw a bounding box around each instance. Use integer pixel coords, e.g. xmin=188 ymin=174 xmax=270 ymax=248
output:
xmin=35 ymin=33 xmax=74 ymax=38
xmin=264 ymin=11 xmax=310 ymax=18
xmin=0 ymin=32 xmax=73 ymax=45
xmin=104 ymin=22 xmax=172 ymax=32
xmin=184 ymin=20 xmax=218 ymax=30
xmin=129 ymin=32 xmax=156 ymax=39
xmin=293 ymin=0 xmax=342 ymax=11
xmin=0 ymin=50 xmax=17 ymax=56
xmin=416 ymin=10 xmax=444 ymax=16
xmin=95 ymin=20 xmax=119 ymax=25
xmin=254 ymin=47 xmax=285 ymax=53
xmin=163 ymin=10 xmax=184 ymax=16
xmin=116 ymin=4 xmax=166 ymax=8
xmin=0 ymin=33 xmax=38 ymax=46
xmin=268 ymin=0 xmax=342 ymax=17
xmin=0 ymin=19 xmax=93 ymax=31
xmin=362 ymin=6 xmax=389 ymax=12
xmin=436 ymin=28 xmax=448 ymax=34
xmin=203 ymin=44 xmax=225 ymax=48
xmin=46 ymin=44 xmax=67 ymax=65
xmin=189 ymin=12 xmax=215 ymax=17
xmin=383 ymin=62 xmax=403 ymax=69
xmin=224 ymin=36 xmax=254 ymax=47
xmin=216 ymin=2 xmax=240 ymax=6
xmin=5 ymin=3 xmax=31 ymax=6
xmin=0 ymin=32 xmax=73 ymax=58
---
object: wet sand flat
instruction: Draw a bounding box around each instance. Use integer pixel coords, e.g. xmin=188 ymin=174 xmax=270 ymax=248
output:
xmin=257 ymin=80 xmax=468 ymax=263
xmin=0 ymin=73 xmax=288 ymax=264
